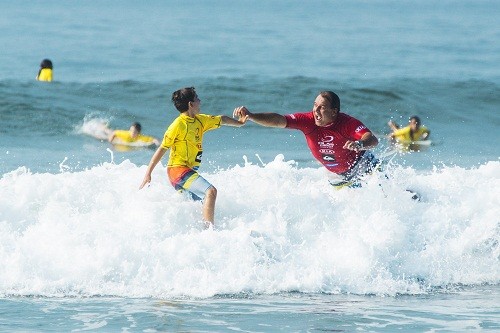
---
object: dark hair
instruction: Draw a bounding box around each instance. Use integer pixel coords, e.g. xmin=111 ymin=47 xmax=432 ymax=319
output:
xmin=171 ymin=87 xmax=197 ymax=112
xmin=131 ymin=122 xmax=142 ymax=132
xmin=40 ymin=59 xmax=53 ymax=69
xmin=410 ymin=116 xmax=421 ymax=124
xmin=319 ymin=91 xmax=340 ymax=110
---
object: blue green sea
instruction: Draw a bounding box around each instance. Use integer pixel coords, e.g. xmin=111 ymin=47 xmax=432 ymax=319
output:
xmin=1 ymin=0 xmax=499 ymax=331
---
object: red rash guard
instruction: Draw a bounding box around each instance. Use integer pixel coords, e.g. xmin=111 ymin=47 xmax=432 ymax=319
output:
xmin=285 ymin=111 xmax=371 ymax=174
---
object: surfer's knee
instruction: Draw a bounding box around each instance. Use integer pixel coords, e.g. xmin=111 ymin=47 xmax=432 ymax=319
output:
xmin=205 ymin=186 xmax=217 ymax=200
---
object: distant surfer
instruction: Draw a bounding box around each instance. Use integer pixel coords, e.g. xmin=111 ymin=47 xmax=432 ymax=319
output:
xmin=108 ymin=122 xmax=160 ymax=146
xmin=36 ymin=59 xmax=53 ymax=82
xmin=139 ymin=87 xmax=247 ymax=227
xmin=387 ymin=116 xmax=430 ymax=144
xmin=233 ymin=91 xmax=381 ymax=189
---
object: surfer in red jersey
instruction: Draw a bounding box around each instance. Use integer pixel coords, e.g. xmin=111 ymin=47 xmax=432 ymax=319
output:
xmin=233 ymin=91 xmax=380 ymax=188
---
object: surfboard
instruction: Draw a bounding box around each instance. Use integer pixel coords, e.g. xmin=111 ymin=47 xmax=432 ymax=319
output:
xmin=111 ymin=140 xmax=156 ymax=148
xmin=389 ymin=139 xmax=432 ymax=152
xmin=407 ymin=140 xmax=432 ymax=146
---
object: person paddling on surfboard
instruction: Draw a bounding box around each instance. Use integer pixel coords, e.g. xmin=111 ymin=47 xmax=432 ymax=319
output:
xmin=233 ymin=91 xmax=381 ymax=189
xmin=108 ymin=122 xmax=160 ymax=146
xmin=139 ymin=87 xmax=247 ymax=228
xmin=388 ymin=116 xmax=430 ymax=143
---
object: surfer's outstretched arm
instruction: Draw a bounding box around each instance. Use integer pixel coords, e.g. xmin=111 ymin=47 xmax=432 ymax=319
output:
xmin=233 ymin=106 xmax=286 ymax=128
xmin=108 ymin=131 xmax=116 ymax=143
xmin=388 ymin=120 xmax=399 ymax=132
xmin=221 ymin=112 xmax=247 ymax=127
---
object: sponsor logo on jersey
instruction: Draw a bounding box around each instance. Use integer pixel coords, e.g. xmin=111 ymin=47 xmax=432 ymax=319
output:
xmin=355 ymin=125 xmax=367 ymax=133
xmin=318 ymin=135 xmax=335 ymax=148
xmin=195 ymin=151 xmax=203 ymax=163
xmin=322 ymin=155 xmax=336 ymax=162
xmin=319 ymin=149 xmax=335 ymax=154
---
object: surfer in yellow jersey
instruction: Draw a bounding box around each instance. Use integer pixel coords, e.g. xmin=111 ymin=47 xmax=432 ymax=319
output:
xmin=108 ymin=122 xmax=160 ymax=146
xmin=36 ymin=59 xmax=53 ymax=82
xmin=139 ymin=87 xmax=247 ymax=227
xmin=388 ymin=116 xmax=430 ymax=143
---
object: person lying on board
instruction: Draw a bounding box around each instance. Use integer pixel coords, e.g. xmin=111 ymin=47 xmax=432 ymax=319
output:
xmin=387 ymin=116 xmax=430 ymax=144
xmin=108 ymin=122 xmax=160 ymax=146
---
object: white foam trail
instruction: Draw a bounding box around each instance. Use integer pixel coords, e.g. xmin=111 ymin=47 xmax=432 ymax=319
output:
xmin=0 ymin=157 xmax=498 ymax=298
xmin=75 ymin=116 xmax=112 ymax=141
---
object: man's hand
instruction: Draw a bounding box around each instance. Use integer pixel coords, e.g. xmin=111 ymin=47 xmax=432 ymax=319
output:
xmin=343 ymin=140 xmax=363 ymax=152
xmin=139 ymin=174 xmax=151 ymax=189
xmin=233 ymin=106 xmax=251 ymax=121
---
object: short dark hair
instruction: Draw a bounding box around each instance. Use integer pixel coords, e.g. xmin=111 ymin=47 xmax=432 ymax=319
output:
xmin=319 ymin=91 xmax=340 ymax=110
xmin=131 ymin=122 xmax=142 ymax=132
xmin=40 ymin=59 xmax=53 ymax=69
xmin=171 ymin=87 xmax=197 ymax=112
xmin=410 ymin=116 xmax=421 ymax=124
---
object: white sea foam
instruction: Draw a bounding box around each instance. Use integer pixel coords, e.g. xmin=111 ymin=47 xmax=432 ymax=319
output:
xmin=0 ymin=157 xmax=498 ymax=298
xmin=76 ymin=116 xmax=113 ymax=140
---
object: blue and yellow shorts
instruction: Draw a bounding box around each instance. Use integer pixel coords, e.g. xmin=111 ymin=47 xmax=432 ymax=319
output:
xmin=167 ymin=167 xmax=212 ymax=201
xmin=329 ymin=151 xmax=382 ymax=190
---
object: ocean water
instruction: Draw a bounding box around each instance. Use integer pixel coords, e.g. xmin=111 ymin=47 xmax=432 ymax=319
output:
xmin=1 ymin=0 xmax=499 ymax=332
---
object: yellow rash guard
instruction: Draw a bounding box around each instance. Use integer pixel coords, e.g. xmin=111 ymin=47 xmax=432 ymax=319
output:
xmin=161 ymin=114 xmax=222 ymax=170
xmin=393 ymin=125 xmax=429 ymax=142
xmin=113 ymin=130 xmax=155 ymax=144
xmin=36 ymin=68 xmax=52 ymax=82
